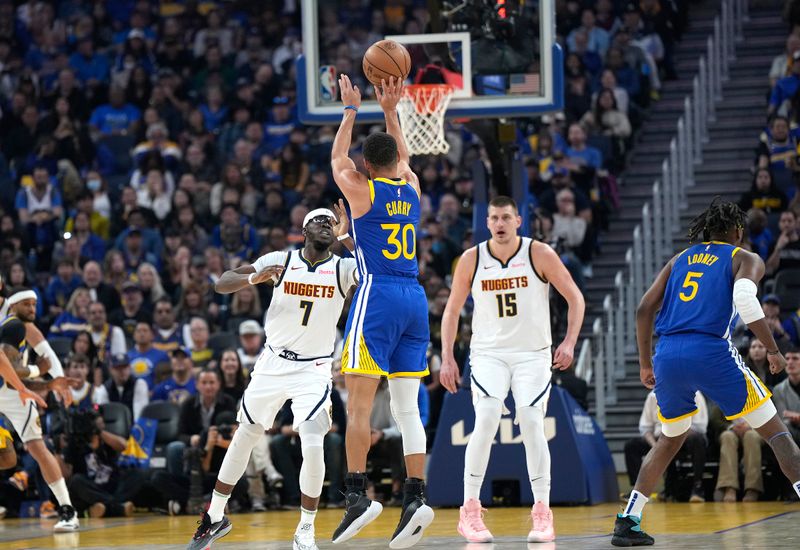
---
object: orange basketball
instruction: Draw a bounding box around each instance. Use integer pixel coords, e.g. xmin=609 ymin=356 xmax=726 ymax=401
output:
xmin=362 ymin=39 xmax=411 ymax=87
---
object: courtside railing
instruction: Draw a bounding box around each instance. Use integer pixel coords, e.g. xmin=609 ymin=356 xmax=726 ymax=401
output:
xmin=581 ymin=0 xmax=747 ymax=429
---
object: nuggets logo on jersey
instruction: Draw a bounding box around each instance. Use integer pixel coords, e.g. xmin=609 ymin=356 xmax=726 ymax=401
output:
xmin=282 ymin=281 xmax=336 ymax=298
xmin=470 ymin=238 xmax=550 ymax=354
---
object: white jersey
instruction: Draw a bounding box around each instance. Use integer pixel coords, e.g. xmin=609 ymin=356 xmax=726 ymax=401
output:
xmin=252 ymin=249 xmax=358 ymax=372
xmin=469 ymin=237 xmax=551 ymax=353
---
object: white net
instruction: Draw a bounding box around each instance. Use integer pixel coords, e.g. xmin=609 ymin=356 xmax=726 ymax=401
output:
xmin=396 ymin=84 xmax=453 ymax=156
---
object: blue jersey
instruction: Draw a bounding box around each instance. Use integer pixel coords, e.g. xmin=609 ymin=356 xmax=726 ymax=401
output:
xmin=655 ymin=242 xmax=742 ymax=339
xmin=351 ymin=177 xmax=420 ymax=278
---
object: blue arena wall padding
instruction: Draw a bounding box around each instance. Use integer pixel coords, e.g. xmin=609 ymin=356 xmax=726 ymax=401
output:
xmin=427 ymin=385 xmax=618 ymax=506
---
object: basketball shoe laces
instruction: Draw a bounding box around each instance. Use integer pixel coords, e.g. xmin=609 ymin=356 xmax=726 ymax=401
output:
xmin=465 ymin=504 xmax=489 ymax=532
xmin=532 ymin=506 xmax=551 ymax=531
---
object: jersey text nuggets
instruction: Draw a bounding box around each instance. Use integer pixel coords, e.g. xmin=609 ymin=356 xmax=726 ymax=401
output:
xmin=687 ymin=252 xmax=719 ymax=267
xmin=283 ymin=281 xmax=335 ymax=298
xmin=481 ymin=276 xmax=529 ymax=292
xmin=385 ymin=200 xmax=412 ymax=217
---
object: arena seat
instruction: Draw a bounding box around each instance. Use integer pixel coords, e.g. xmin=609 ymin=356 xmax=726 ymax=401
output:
xmin=100 ymin=402 xmax=132 ymax=439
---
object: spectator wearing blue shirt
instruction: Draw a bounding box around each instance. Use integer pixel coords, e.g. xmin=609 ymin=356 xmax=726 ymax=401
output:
xmin=199 ymin=85 xmax=229 ymax=133
xmin=89 ymin=86 xmax=141 ymax=138
xmin=127 ymin=322 xmax=170 ymax=389
xmin=152 ymin=348 xmax=197 ymax=405
xmin=69 ymin=38 xmax=110 ymax=86
xmin=69 ymin=211 xmax=106 ymax=263
xmin=211 ymin=203 xmax=259 ymax=262
xmin=45 ymin=259 xmax=83 ymax=316
xmin=567 ymin=9 xmax=611 ymax=58
xmin=745 ymin=208 xmax=775 ymax=261
xmin=263 ymin=96 xmax=296 ymax=154
xmin=769 ymin=51 xmax=800 ymax=115
xmin=113 ymin=209 xmax=164 ymax=260
xmin=605 ymin=47 xmax=640 ymax=100
xmin=564 ymin=123 xmax=603 ymax=194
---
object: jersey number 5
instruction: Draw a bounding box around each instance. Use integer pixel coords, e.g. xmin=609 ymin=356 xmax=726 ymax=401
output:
xmin=381 ymin=223 xmax=416 ymax=260
xmin=679 ymin=271 xmax=703 ymax=302
xmin=495 ymin=293 xmax=518 ymax=317
xmin=299 ymin=300 xmax=313 ymax=326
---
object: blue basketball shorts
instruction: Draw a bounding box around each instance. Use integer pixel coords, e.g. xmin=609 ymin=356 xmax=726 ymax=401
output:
xmin=653 ymin=333 xmax=771 ymax=423
xmin=341 ymin=274 xmax=430 ymax=378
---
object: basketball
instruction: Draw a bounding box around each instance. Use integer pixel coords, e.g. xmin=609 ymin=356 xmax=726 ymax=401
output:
xmin=362 ymin=39 xmax=411 ymax=87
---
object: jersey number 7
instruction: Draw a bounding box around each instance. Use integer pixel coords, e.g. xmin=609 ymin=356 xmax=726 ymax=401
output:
xmin=299 ymin=300 xmax=314 ymax=326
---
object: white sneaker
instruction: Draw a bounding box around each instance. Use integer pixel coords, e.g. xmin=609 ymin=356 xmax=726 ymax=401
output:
xmin=293 ymin=523 xmax=319 ymax=550
xmin=54 ymin=505 xmax=79 ymax=532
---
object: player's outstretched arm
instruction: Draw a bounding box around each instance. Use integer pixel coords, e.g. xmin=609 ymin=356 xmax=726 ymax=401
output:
xmin=440 ymin=247 xmax=477 ymax=393
xmin=534 ymin=242 xmax=585 ymax=370
xmin=376 ymin=77 xmax=419 ymax=187
xmin=331 ymin=75 xmax=370 ymax=211
xmin=215 ymin=264 xmax=284 ymax=294
xmin=636 ymin=258 xmax=675 ymax=388
xmin=733 ymin=250 xmax=788 ymax=374
xmin=332 ymin=198 xmax=355 ymax=253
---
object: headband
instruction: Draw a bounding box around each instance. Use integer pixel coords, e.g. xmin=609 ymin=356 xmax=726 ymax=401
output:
xmin=7 ymin=290 xmax=37 ymax=306
xmin=303 ymin=208 xmax=337 ymax=228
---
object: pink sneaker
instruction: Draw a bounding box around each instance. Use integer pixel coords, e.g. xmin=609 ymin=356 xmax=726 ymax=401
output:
xmin=457 ymin=498 xmax=493 ymax=543
xmin=527 ymin=501 xmax=555 ymax=542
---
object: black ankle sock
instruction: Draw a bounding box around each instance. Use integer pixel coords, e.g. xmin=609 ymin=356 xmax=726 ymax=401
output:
xmin=402 ymin=478 xmax=425 ymax=507
xmin=344 ymin=472 xmax=368 ymax=497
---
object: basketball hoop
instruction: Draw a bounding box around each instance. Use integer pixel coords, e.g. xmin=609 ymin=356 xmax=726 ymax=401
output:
xmin=397 ymin=84 xmax=453 ymax=156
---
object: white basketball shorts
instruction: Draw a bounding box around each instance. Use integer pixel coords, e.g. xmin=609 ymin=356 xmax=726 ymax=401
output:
xmin=238 ymin=348 xmax=333 ymax=431
xmin=0 ymin=385 xmax=43 ymax=442
xmin=469 ymin=348 xmax=553 ymax=410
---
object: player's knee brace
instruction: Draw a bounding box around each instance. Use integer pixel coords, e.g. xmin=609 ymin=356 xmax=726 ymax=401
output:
xmin=742 ymin=399 xmax=777 ymax=429
xmin=218 ymin=422 xmax=264 ymax=486
xmin=660 ymin=416 xmax=692 ymax=438
xmin=388 ymin=378 xmax=426 ymax=456
xmin=298 ymin=413 xmax=329 ymax=498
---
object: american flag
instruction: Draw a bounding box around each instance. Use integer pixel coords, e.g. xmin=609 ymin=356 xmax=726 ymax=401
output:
xmin=509 ymin=73 xmax=540 ymax=94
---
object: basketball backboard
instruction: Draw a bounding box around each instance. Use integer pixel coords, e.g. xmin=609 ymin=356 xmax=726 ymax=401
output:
xmin=297 ymin=0 xmax=563 ymax=124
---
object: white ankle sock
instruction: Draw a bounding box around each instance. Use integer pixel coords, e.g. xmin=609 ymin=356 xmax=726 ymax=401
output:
xmin=622 ymin=490 xmax=648 ymax=519
xmin=48 ymin=478 xmax=72 ymax=507
xmin=297 ymin=507 xmax=316 ymax=531
xmin=207 ymin=490 xmax=230 ymax=523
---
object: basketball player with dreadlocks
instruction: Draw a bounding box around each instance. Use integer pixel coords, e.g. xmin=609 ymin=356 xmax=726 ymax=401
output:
xmin=612 ymin=198 xmax=800 ymax=546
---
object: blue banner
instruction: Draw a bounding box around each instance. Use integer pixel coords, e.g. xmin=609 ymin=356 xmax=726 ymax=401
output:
xmin=118 ymin=416 xmax=157 ymax=468
xmin=427 ymin=385 xmax=618 ymax=506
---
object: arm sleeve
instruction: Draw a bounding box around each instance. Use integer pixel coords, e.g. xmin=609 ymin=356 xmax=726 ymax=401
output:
xmin=133 ymin=379 xmax=149 ymax=420
xmin=252 ymin=251 xmax=287 ymax=274
xmin=110 ymin=327 xmax=127 ymax=355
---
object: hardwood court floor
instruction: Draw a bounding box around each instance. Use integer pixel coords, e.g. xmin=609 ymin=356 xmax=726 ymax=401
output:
xmin=1 ymin=502 xmax=798 ymax=549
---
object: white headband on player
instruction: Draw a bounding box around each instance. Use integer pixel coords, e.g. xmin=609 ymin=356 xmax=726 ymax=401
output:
xmin=303 ymin=208 xmax=337 ymax=228
xmin=7 ymin=290 xmax=37 ymax=306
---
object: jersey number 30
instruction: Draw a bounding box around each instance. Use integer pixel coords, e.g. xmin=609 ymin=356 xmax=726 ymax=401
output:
xmin=679 ymin=271 xmax=703 ymax=302
xmin=381 ymin=223 xmax=416 ymax=260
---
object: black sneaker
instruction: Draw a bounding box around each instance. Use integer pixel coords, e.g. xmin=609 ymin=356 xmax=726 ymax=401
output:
xmin=611 ymin=514 xmax=654 ymax=547
xmin=332 ymin=473 xmax=383 ymax=544
xmin=186 ymin=512 xmax=232 ymax=550
xmin=53 ymin=504 xmax=79 ymax=532
xmin=389 ymin=479 xmax=434 ymax=549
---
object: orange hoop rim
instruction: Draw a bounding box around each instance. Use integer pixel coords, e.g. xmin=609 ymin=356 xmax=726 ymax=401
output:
xmin=401 ymin=84 xmax=453 ymax=114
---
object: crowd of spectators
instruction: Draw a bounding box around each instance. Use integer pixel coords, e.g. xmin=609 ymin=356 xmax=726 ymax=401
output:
xmin=0 ymin=0 xmax=691 ymax=518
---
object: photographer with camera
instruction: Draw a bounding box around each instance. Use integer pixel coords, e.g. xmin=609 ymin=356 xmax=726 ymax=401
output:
xmin=58 ymin=409 xmax=153 ymax=518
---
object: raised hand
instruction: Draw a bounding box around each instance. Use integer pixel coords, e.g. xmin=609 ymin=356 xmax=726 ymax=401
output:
xmin=339 ymin=74 xmax=361 ymax=109
xmin=375 ymin=76 xmax=403 ymax=112
xmin=332 ymin=199 xmax=350 ymax=239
